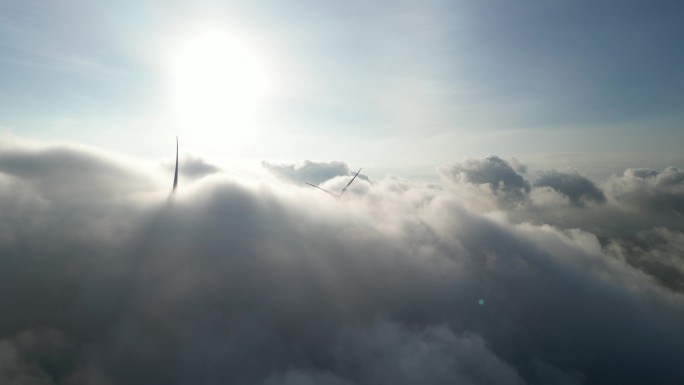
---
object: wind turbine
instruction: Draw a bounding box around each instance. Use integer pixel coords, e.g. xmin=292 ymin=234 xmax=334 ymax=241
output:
xmin=172 ymin=137 xmax=179 ymax=191
xmin=306 ymin=168 xmax=362 ymax=197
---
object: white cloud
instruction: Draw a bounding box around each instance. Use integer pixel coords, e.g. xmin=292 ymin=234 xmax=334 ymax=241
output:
xmin=1 ymin=141 xmax=684 ymax=384
xmin=439 ymin=156 xmax=531 ymax=205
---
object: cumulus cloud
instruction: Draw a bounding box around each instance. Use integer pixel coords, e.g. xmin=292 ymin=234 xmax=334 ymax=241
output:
xmin=607 ymin=167 xmax=684 ymax=215
xmin=439 ymin=156 xmax=530 ymax=204
xmin=534 ymin=170 xmax=606 ymax=206
xmin=1 ymin=142 xmax=684 ymax=384
xmin=440 ymin=156 xmax=684 ymax=293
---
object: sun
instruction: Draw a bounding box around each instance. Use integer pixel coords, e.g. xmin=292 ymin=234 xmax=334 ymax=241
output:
xmin=171 ymin=29 xmax=269 ymax=135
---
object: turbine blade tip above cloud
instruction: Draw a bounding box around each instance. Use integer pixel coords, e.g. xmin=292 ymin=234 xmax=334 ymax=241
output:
xmin=172 ymin=136 xmax=179 ymax=191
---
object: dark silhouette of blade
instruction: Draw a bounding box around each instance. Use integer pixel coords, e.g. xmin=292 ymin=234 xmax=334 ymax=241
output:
xmin=340 ymin=168 xmax=362 ymax=195
xmin=305 ymin=167 xmax=363 ymax=197
xmin=172 ymin=136 xmax=179 ymax=191
xmin=306 ymin=182 xmax=339 ymax=197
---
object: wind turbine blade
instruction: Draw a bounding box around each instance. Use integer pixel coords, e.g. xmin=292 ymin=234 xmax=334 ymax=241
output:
xmin=340 ymin=168 xmax=362 ymax=195
xmin=173 ymin=137 xmax=179 ymax=191
xmin=306 ymin=182 xmax=339 ymax=197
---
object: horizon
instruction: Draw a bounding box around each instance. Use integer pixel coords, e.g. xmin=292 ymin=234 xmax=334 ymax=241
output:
xmin=1 ymin=1 xmax=683 ymax=179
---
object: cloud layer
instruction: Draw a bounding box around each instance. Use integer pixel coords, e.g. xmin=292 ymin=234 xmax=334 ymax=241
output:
xmin=1 ymin=139 xmax=684 ymax=385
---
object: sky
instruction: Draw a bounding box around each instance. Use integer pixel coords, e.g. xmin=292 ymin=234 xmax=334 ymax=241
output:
xmin=2 ymin=2 xmax=684 ymax=385
xmin=1 ymin=0 xmax=683 ymax=178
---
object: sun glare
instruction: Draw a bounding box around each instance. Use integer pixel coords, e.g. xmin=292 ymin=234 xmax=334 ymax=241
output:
xmin=172 ymin=29 xmax=269 ymax=136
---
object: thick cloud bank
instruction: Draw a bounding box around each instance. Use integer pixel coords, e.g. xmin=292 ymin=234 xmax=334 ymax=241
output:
xmin=1 ymin=139 xmax=684 ymax=385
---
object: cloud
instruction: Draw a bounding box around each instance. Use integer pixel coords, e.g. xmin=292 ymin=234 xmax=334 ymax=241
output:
xmin=439 ymin=156 xmax=530 ymax=204
xmin=607 ymin=167 xmax=684 ymax=215
xmin=263 ymin=160 xmax=370 ymax=186
xmin=262 ymin=160 xmax=350 ymax=185
xmin=533 ymin=170 xmax=606 ymax=206
xmin=1 ymin=141 xmax=684 ymax=384
xmin=0 ymin=139 xmax=157 ymax=199
xmin=608 ymin=227 xmax=684 ymax=292
xmin=163 ymin=154 xmax=221 ymax=181
xmin=178 ymin=155 xmax=221 ymax=178
xmin=0 ymin=329 xmax=70 ymax=385
xmin=331 ymin=321 xmax=524 ymax=385
xmin=262 ymin=321 xmax=525 ymax=385
xmin=446 ymin=157 xmax=684 ymax=290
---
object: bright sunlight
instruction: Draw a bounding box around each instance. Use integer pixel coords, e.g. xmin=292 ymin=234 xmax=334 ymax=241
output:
xmin=172 ymin=28 xmax=269 ymax=136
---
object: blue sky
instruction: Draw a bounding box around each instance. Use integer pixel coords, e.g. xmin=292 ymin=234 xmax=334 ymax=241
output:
xmin=1 ymin=0 xmax=682 ymax=178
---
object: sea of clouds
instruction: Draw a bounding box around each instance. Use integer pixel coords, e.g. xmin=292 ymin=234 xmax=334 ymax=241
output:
xmin=1 ymin=137 xmax=683 ymax=385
